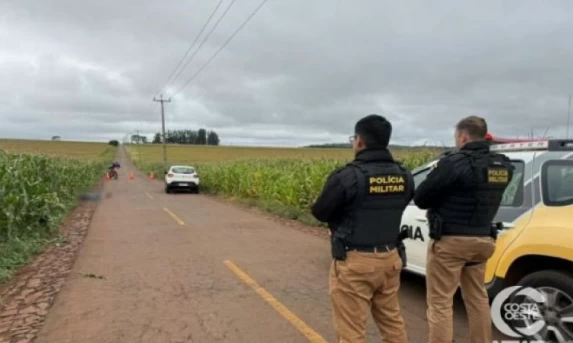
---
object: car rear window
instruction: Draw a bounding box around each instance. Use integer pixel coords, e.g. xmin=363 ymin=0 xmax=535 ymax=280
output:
xmin=171 ymin=167 xmax=194 ymax=174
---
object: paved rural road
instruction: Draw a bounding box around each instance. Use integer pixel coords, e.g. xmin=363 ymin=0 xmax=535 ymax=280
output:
xmin=33 ymin=149 xmax=508 ymax=343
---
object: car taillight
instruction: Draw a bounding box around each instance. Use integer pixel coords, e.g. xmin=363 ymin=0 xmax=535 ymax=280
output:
xmin=167 ymin=173 xmax=174 ymax=177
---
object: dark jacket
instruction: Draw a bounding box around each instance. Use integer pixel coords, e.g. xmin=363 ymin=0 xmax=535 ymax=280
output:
xmin=311 ymin=148 xmax=414 ymax=226
xmin=414 ymin=140 xmax=514 ymax=235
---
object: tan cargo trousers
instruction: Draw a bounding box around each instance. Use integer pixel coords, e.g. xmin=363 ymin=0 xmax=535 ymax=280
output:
xmin=426 ymin=236 xmax=496 ymax=343
xmin=329 ymin=249 xmax=407 ymax=343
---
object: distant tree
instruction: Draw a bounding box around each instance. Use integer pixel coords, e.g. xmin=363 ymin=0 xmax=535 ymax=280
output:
xmin=207 ymin=131 xmax=220 ymax=145
xmin=189 ymin=130 xmax=198 ymax=144
xmin=152 ymin=128 xmax=220 ymax=145
xmin=52 ymin=136 xmax=61 ymax=141
xmin=196 ymin=128 xmax=207 ymax=145
xmin=108 ymin=140 xmax=119 ymax=146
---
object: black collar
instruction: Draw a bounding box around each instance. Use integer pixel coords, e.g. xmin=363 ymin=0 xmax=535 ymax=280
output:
xmin=354 ymin=148 xmax=394 ymax=162
xmin=460 ymin=140 xmax=490 ymax=152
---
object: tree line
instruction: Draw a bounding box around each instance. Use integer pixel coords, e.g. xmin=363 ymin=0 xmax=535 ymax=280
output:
xmin=130 ymin=129 xmax=220 ymax=146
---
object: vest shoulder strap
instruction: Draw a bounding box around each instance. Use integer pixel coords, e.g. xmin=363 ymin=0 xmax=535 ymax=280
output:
xmin=347 ymin=162 xmax=367 ymax=209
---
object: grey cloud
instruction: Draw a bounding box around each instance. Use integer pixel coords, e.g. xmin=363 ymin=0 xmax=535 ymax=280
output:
xmin=1 ymin=0 xmax=573 ymax=146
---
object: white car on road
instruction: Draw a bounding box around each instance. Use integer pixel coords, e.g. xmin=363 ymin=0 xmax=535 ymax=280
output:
xmin=164 ymin=165 xmax=200 ymax=194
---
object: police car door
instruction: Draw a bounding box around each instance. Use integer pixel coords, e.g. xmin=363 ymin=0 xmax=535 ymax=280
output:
xmin=399 ymin=160 xmax=437 ymax=276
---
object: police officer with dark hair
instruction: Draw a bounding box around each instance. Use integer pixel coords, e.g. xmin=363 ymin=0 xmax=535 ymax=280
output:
xmin=311 ymin=114 xmax=413 ymax=343
xmin=413 ymin=116 xmax=514 ymax=343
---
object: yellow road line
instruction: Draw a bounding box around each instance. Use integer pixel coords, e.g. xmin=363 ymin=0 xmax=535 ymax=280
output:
xmin=163 ymin=208 xmax=184 ymax=226
xmin=223 ymin=260 xmax=328 ymax=343
xmin=146 ymin=192 xmax=154 ymax=200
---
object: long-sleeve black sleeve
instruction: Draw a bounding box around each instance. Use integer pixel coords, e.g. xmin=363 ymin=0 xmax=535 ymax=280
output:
xmin=311 ymin=171 xmax=347 ymax=223
xmin=414 ymin=157 xmax=459 ymax=209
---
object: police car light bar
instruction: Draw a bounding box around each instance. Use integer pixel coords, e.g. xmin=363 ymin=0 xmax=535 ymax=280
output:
xmin=490 ymin=140 xmax=549 ymax=152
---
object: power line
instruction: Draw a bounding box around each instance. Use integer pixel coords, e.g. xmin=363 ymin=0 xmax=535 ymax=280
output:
xmin=166 ymin=0 xmax=239 ymax=91
xmin=169 ymin=0 xmax=270 ymax=98
xmin=155 ymin=0 xmax=226 ymax=97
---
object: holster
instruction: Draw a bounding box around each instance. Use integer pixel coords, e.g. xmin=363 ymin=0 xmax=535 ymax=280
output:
xmin=396 ymin=229 xmax=409 ymax=268
xmin=491 ymin=222 xmax=502 ymax=241
xmin=331 ymin=236 xmax=346 ymax=261
xmin=331 ymin=225 xmax=352 ymax=261
xmin=396 ymin=241 xmax=407 ymax=268
xmin=428 ymin=212 xmax=443 ymax=240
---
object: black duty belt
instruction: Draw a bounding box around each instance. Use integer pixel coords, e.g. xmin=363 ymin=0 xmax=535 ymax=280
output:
xmin=346 ymin=243 xmax=397 ymax=253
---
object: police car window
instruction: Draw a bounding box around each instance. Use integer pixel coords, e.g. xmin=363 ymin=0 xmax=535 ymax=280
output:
xmin=413 ymin=168 xmax=432 ymax=189
xmin=542 ymin=161 xmax=573 ymax=206
xmin=500 ymin=161 xmax=524 ymax=207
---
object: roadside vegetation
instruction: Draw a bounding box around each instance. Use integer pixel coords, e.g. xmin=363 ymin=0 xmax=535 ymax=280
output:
xmin=0 ymin=140 xmax=115 ymax=284
xmin=127 ymin=144 xmax=441 ymax=225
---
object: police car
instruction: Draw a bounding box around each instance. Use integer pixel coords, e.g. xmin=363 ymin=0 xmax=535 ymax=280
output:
xmin=164 ymin=165 xmax=200 ymax=194
xmin=401 ymin=136 xmax=573 ymax=310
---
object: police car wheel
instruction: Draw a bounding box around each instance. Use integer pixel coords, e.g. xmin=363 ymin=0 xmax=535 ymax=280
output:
xmin=509 ymin=270 xmax=573 ymax=342
xmin=165 ymin=186 xmax=170 ymax=194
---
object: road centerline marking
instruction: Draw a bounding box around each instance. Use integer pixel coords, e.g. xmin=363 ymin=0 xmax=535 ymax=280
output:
xmin=163 ymin=208 xmax=185 ymax=226
xmin=146 ymin=192 xmax=154 ymax=200
xmin=223 ymin=260 xmax=328 ymax=343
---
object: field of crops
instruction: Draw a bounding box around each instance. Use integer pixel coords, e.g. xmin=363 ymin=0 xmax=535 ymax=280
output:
xmin=0 ymin=140 xmax=115 ymax=283
xmin=127 ymin=144 xmax=442 ymax=224
xmin=0 ymin=139 xmax=115 ymax=160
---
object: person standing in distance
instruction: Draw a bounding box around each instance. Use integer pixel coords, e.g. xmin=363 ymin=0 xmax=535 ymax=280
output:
xmin=413 ymin=116 xmax=514 ymax=343
xmin=311 ymin=114 xmax=414 ymax=343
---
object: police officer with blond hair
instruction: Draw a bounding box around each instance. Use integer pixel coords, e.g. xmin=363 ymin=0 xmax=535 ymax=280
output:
xmin=311 ymin=114 xmax=413 ymax=343
xmin=414 ymin=116 xmax=514 ymax=343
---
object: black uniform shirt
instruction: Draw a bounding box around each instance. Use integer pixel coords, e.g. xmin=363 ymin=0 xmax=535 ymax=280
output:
xmin=413 ymin=141 xmax=491 ymax=210
xmin=311 ymin=149 xmax=414 ymax=226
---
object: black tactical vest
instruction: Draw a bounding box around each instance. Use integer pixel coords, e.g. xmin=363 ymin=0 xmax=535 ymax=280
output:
xmin=337 ymin=161 xmax=412 ymax=247
xmin=438 ymin=150 xmax=513 ymax=236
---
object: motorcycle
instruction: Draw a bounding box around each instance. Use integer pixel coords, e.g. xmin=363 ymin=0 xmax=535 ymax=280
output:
xmin=108 ymin=168 xmax=118 ymax=180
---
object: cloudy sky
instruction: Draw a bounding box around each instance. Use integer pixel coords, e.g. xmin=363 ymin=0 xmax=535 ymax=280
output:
xmin=1 ymin=0 xmax=572 ymax=147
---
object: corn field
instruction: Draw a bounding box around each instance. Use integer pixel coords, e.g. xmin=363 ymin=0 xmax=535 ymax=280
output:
xmin=0 ymin=146 xmax=112 ymax=282
xmin=130 ymin=145 xmax=439 ymax=211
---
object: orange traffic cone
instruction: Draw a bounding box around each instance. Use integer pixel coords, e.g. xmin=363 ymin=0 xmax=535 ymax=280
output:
xmin=130 ymin=172 xmax=135 ymax=180
xmin=149 ymin=172 xmax=155 ymax=180
xmin=105 ymin=173 xmax=110 ymax=181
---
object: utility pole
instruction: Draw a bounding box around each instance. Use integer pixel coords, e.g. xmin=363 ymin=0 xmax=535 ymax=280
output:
xmin=567 ymin=94 xmax=571 ymax=139
xmin=153 ymin=94 xmax=171 ymax=171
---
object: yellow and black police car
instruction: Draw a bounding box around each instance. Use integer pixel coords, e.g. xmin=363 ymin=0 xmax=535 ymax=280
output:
xmin=400 ymin=136 xmax=573 ymax=330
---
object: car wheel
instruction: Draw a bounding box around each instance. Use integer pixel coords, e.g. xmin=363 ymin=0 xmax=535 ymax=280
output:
xmin=165 ymin=186 xmax=170 ymax=194
xmin=507 ymin=270 xmax=573 ymax=342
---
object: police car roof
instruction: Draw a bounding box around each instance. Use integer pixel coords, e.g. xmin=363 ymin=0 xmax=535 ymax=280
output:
xmin=490 ymin=139 xmax=573 ymax=153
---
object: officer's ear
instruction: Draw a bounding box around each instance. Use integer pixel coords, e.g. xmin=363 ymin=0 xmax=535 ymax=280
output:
xmin=354 ymin=134 xmax=366 ymax=149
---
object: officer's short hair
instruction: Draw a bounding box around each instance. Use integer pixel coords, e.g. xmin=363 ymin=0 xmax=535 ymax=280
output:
xmin=355 ymin=114 xmax=392 ymax=148
xmin=455 ymin=116 xmax=488 ymax=140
